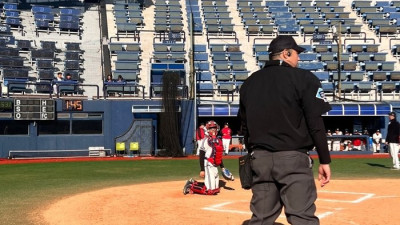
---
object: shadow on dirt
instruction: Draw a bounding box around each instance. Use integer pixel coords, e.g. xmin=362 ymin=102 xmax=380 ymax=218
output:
xmin=241 ymin=220 xmax=284 ymax=225
xmin=219 ymin=180 xmax=235 ymax=190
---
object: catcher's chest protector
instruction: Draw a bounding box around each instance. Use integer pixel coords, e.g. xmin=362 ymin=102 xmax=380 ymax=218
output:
xmin=207 ymin=138 xmax=223 ymax=166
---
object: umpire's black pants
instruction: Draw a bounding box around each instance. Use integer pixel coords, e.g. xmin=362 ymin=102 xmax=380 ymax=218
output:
xmin=249 ymin=150 xmax=319 ymax=225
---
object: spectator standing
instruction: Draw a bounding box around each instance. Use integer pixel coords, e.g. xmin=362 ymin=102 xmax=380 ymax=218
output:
xmin=195 ymin=123 xmax=205 ymax=156
xmin=327 ymin=130 xmax=332 ymax=151
xmin=372 ymin=130 xmax=382 ymax=153
xmin=386 ymin=112 xmax=400 ymax=170
xmin=332 ymin=128 xmax=342 ymax=151
xmin=238 ymin=35 xmax=331 ymax=224
xmin=343 ymin=129 xmax=352 ymax=151
xmin=352 ymin=130 xmax=362 ymax=151
xmin=221 ymin=122 xmax=232 ymax=155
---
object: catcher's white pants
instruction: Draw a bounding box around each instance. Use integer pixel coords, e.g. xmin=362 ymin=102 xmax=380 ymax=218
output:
xmin=204 ymin=160 xmax=219 ymax=190
xmin=389 ymin=143 xmax=400 ymax=169
xmin=222 ymin=138 xmax=230 ymax=154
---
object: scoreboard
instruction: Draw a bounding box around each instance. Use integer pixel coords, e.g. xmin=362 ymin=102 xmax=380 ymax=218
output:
xmin=14 ymin=99 xmax=55 ymax=120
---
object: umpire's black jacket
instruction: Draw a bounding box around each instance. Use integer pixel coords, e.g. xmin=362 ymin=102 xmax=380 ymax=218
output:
xmin=386 ymin=119 xmax=400 ymax=143
xmin=239 ymin=60 xmax=331 ymax=164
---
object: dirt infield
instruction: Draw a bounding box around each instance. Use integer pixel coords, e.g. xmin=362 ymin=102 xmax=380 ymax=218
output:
xmin=37 ymin=179 xmax=400 ymax=225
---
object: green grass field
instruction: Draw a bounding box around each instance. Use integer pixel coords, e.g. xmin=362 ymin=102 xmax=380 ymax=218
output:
xmin=0 ymin=157 xmax=398 ymax=225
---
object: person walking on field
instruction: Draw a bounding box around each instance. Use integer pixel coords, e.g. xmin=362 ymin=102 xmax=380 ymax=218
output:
xmin=386 ymin=112 xmax=400 ymax=170
xmin=221 ymin=122 xmax=232 ymax=155
xmin=238 ymin=35 xmax=332 ymax=225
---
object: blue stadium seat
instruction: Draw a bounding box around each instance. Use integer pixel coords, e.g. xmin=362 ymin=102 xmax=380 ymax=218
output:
xmin=215 ymin=71 xmax=231 ymax=81
xmin=31 ymin=5 xmax=53 ymax=14
xmin=196 ymin=71 xmax=212 ymax=81
xmin=197 ymin=82 xmax=214 ymax=93
xmin=313 ymin=71 xmax=330 ymax=81
xmin=298 ymin=62 xmax=324 ymax=71
xmin=194 ymin=53 xmax=208 ymax=61
xmin=321 ymin=82 xmax=335 ymax=93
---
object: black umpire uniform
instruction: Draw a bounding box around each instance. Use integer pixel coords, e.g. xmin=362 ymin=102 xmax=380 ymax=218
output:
xmin=239 ymin=36 xmax=331 ymax=225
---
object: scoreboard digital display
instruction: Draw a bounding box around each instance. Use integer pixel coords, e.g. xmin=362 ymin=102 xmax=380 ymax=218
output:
xmin=0 ymin=99 xmax=13 ymax=112
xmin=63 ymin=99 xmax=83 ymax=111
xmin=14 ymin=99 xmax=55 ymax=120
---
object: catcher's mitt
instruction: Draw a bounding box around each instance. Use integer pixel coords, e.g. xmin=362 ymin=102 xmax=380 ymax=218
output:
xmin=222 ymin=168 xmax=234 ymax=181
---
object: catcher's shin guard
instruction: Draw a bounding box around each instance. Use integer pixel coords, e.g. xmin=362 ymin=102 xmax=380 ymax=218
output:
xmin=206 ymin=187 xmax=220 ymax=195
xmin=190 ymin=181 xmax=220 ymax=195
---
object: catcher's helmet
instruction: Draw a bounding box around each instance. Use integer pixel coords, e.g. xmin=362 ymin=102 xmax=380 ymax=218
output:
xmin=206 ymin=120 xmax=220 ymax=131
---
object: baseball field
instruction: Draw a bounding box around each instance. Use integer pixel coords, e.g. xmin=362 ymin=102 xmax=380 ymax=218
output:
xmin=1 ymin=154 xmax=400 ymax=225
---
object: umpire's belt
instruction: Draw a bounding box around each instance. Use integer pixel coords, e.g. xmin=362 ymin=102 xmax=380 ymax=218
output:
xmin=250 ymin=145 xmax=309 ymax=154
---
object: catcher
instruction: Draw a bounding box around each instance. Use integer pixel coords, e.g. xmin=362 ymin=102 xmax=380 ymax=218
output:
xmin=183 ymin=120 xmax=234 ymax=195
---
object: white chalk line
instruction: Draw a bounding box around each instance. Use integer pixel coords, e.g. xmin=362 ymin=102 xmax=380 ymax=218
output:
xmin=202 ymin=201 xmax=336 ymax=219
xmin=318 ymin=190 xmax=376 ymax=203
xmin=202 ymin=190 xmax=395 ymax=219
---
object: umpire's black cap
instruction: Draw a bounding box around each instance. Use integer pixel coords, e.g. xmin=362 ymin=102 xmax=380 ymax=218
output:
xmin=389 ymin=112 xmax=396 ymax=117
xmin=268 ymin=36 xmax=306 ymax=54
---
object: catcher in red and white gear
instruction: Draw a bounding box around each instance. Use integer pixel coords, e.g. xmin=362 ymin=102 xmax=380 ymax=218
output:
xmin=183 ymin=120 xmax=233 ymax=195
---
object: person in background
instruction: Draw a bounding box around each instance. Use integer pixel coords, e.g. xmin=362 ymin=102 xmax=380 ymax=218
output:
xmin=343 ymin=129 xmax=352 ymax=151
xmin=372 ymin=130 xmax=382 ymax=153
xmin=117 ymin=75 xmax=124 ymax=82
xmin=327 ymin=130 xmax=332 ymax=151
xmin=332 ymin=128 xmax=342 ymax=151
xmin=221 ymin=122 xmax=232 ymax=155
xmin=52 ymin=72 xmax=64 ymax=94
xmin=386 ymin=112 xmax=400 ymax=170
xmin=106 ymin=74 xmax=113 ymax=82
xmin=65 ymin=73 xmax=72 ymax=81
xmin=195 ymin=123 xmax=205 ymax=156
xmin=352 ymin=130 xmax=362 ymax=151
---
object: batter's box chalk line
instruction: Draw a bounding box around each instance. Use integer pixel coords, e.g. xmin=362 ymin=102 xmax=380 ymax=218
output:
xmin=202 ymin=200 xmax=335 ymax=219
xmin=318 ymin=190 xmax=376 ymax=203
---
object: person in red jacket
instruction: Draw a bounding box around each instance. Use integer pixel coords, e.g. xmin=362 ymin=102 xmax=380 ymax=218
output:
xmin=352 ymin=130 xmax=362 ymax=150
xmin=221 ymin=122 xmax=232 ymax=155
xmin=195 ymin=123 xmax=205 ymax=155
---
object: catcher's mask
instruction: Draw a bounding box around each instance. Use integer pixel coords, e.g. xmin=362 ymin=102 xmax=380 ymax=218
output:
xmin=206 ymin=120 xmax=220 ymax=133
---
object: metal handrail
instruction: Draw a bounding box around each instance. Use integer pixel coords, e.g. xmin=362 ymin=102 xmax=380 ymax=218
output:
xmin=149 ymin=85 xmax=189 ymax=99
xmin=103 ymin=82 xmax=145 ymax=99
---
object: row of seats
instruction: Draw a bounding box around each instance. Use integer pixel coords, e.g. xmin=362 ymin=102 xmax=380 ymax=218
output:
xmin=202 ymin=0 xmax=235 ymax=36
xmin=236 ymin=0 xmax=359 ymax=37
xmin=2 ymin=39 xmax=83 ymax=94
xmin=154 ymin=0 xmax=183 ymax=33
xmin=321 ymin=80 xmax=400 ymax=95
xmin=315 ymin=71 xmax=400 ymax=82
xmin=32 ymin=4 xmax=83 ymax=38
xmin=353 ymin=1 xmax=400 ymax=36
xmin=186 ymin=0 xmax=203 ymax=33
xmin=114 ymin=1 xmax=143 ymax=39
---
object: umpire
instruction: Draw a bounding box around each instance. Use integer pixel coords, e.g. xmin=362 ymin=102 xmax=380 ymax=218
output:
xmin=238 ymin=36 xmax=332 ymax=225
